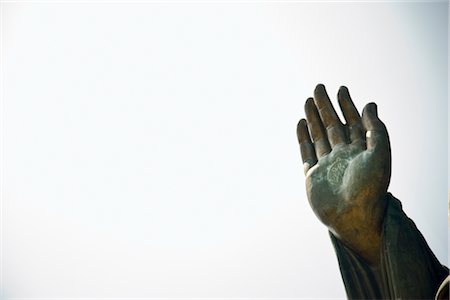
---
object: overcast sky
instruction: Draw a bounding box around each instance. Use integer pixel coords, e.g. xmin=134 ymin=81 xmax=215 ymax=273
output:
xmin=2 ymin=1 xmax=448 ymax=298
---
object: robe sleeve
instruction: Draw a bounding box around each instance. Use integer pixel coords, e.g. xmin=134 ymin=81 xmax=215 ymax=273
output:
xmin=330 ymin=193 xmax=448 ymax=299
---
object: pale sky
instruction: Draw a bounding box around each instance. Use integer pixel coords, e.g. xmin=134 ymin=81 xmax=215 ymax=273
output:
xmin=2 ymin=1 xmax=448 ymax=298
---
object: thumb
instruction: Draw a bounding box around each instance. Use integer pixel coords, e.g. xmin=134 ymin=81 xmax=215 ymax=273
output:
xmin=361 ymin=103 xmax=390 ymax=153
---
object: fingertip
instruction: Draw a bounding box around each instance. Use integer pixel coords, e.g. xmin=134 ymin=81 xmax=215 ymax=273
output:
xmin=297 ymin=118 xmax=308 ymax=141
xmin=363 ymin=102 xmax=378 ymax=117
xmin=316 ymin=83 xmax=325 ymax=89
xmin=297 ymin=118 xmax=307 ymax=137
xmin=304 ymin=97 xmax=315 ymax=110
xmin=297 ymin=118 xmax=307 ymax=130
xmin=337 ymin=86 xmax=349 ymax=99
xmin=313 ymin=84 xmax=331 ymax=109
xmin=315 ymin=83 xmax=326 ymax=93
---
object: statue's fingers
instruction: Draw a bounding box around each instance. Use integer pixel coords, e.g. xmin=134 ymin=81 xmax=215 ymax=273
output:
xmin=314 ymin=84 xmax=347 ymax=147
xmin=305 ymin=97 xmax=331 ymax=158
xmin=361 ymin=103 xmax=390 ymax=153
xmin=297 ymin=119 xmax=318 ymax=175
xmin=337 ymin=86 xmax=365 ymax=145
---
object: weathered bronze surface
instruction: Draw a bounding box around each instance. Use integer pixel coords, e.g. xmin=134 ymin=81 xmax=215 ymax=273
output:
xmin=297 ymin=84 xmax=448 ymax=299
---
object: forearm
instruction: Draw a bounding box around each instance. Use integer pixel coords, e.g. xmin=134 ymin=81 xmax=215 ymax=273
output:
xmin=330 ymin=193 xmax=448 ymax=299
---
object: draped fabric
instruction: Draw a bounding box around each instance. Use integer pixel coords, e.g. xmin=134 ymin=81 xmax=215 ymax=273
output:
xmin=330 ymin=193 xmax=448 ymax=299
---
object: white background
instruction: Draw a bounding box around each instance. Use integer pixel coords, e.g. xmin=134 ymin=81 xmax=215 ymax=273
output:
xmin=2 ymin=1 xmax=448 ymax=298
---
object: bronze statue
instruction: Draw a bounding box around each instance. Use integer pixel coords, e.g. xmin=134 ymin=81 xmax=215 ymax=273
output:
xmin=297 ymin=84 xmax=448 ymax=299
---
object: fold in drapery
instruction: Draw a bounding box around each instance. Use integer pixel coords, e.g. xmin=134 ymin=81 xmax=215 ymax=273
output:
xmin=330 ymin=193 xmax=448 ymax=299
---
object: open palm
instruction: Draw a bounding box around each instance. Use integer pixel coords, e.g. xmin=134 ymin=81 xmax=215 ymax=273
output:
xmin=297 ymin=85 xmax=391 ymax=264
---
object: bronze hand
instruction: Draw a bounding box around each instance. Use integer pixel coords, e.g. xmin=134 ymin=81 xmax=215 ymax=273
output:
xmin=297 ymin=84 xmax=391 ymax=265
